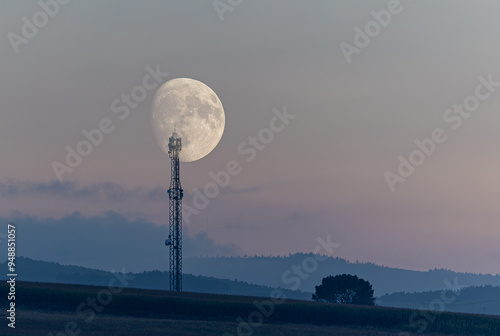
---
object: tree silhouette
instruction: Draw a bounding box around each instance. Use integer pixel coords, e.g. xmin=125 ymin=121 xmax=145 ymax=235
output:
xmin=312 ymin=274 xmax=375 ymax=305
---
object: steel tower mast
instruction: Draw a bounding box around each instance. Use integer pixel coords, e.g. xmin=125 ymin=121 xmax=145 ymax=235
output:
xmin=166 ymin=132 xmax=183 ymax=291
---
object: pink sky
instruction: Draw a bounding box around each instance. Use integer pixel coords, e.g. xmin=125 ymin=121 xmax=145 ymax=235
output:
xmin=1 ymin=1 xmax=499 ymax=275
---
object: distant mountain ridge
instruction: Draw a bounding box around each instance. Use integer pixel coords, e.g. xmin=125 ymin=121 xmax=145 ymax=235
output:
xmin=4 ymin=255 xmax=500 ymax=299
xmin=183 ymin=254 xmax=500 ymax=296
xmin=0 ymin=257 xmax=311 ymax=300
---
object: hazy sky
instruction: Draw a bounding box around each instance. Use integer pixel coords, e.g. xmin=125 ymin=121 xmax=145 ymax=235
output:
xmin=1 ymin=1 xmax=500 ymax=274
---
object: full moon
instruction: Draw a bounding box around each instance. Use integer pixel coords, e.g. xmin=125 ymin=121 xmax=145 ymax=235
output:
xmin=151 ymin=78 xmax=225 ymax=162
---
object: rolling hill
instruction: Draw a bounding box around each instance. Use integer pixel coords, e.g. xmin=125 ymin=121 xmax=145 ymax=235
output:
xmin=1 ymin=281 xmax=500 ymax=336
xmin=184 ymin=254 xmax=500 ymax=296
xmin=0 ymin=257 xmax=311 ymax=300
xmin=379 ymin=285 xmax=500 ymax=315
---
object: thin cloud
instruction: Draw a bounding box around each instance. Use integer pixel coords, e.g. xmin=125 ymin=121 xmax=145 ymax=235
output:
xmin=0 ymin=179 xmax=165 ymax=203
xmin=0 ymin=211 xmax=242 ymax=272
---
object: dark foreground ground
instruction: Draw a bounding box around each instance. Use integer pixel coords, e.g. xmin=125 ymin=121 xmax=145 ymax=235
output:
xmin=2 ymin=281 xmax=499 ymax=336
xmin=4 ymin=310 xmax=420 ymax=336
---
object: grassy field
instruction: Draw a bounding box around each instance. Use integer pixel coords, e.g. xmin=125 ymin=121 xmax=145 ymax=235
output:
xmin=2 ymin=281 xmax=499 ymax=336
xmin=4 ymin=310 xmax=421 ymax=336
